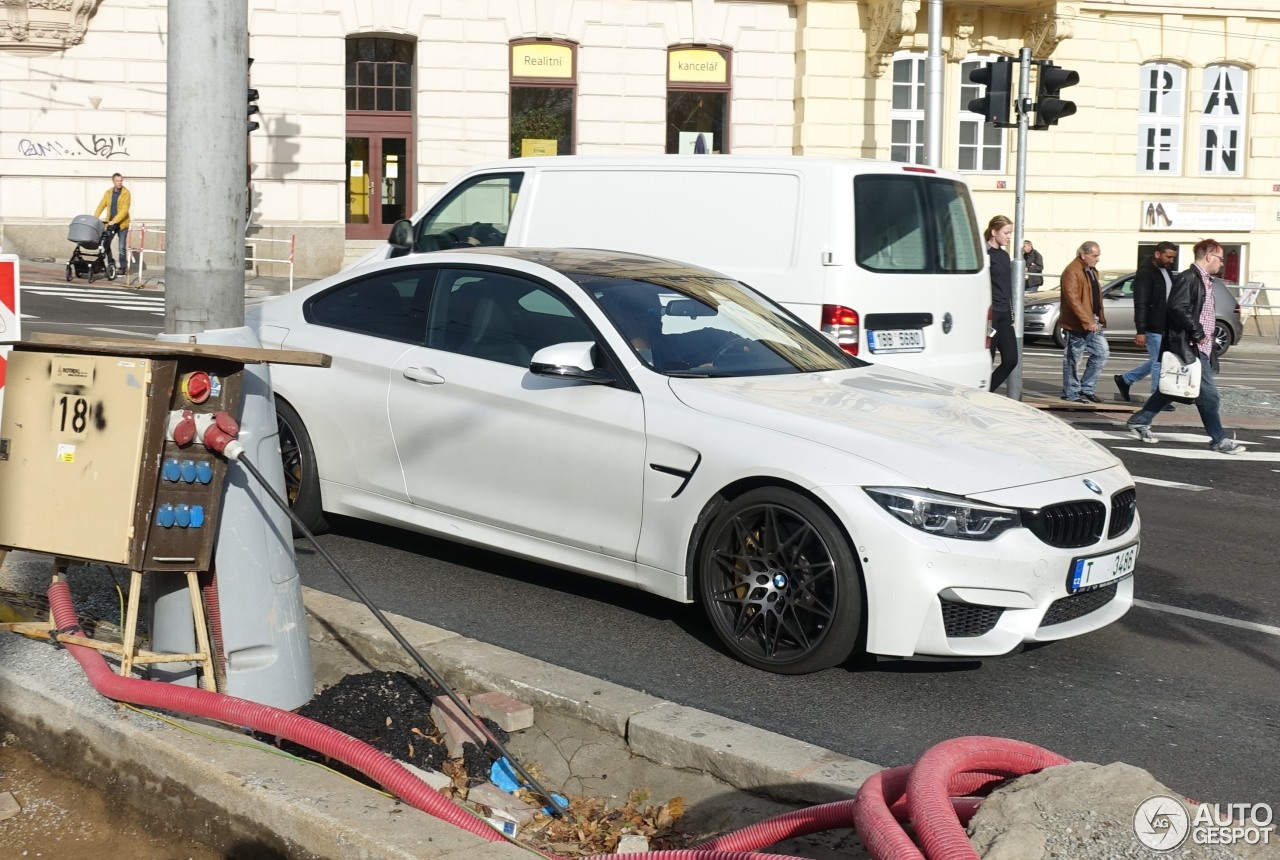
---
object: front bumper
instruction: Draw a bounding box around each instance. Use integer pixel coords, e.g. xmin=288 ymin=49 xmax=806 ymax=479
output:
xmin=1023 ymin=311 xmax=1056 ymax=335
xmin=820 ymin=468 xmax=1138 ymax=658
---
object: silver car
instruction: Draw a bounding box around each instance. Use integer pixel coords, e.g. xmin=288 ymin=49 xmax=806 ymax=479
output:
xmin=1023 ymin=272 xmax=1242 ymax=356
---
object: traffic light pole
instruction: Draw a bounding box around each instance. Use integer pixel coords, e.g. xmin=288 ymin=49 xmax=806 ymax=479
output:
xmin=967 ymin=50 xmax=1078 ymax=400
xmin=166 ymin=0 xmax=248 ymax=334
xmin=1009 ymin=47 xmax=1032 ymax=401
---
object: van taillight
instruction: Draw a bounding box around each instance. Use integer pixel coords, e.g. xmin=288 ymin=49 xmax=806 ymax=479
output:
xmin=821 ymin=305 xmax=860 ymax=356
xmin=985 ymin=306 xmax=993 ymax=349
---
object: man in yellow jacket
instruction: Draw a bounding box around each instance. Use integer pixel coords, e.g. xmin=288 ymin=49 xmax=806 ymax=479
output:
xmin=93 ymin=172 xmax=131 ymax=270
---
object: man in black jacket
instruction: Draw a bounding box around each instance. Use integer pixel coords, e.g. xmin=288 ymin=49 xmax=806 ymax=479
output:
xmin=1126 ymin=239 xmax=1242 ymax=454
xmin=1114 ymin=241 xmax=1178 ymax=401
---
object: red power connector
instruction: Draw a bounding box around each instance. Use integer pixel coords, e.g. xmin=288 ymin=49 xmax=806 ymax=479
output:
xmin=167 ymin=409 xmax=197 ymax=446
xmin=165 ymin=409 xmax=244 ymax=460
xmin=196 ymin=412 xmax=242 ymax=458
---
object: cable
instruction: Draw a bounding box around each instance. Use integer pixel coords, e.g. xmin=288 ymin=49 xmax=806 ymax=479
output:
xmin=230 ymin=449 xmax=569 ymax=819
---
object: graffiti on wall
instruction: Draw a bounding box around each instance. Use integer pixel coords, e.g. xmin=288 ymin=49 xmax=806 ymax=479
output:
xmin=17 ymin=134 xmax=129 ymax=158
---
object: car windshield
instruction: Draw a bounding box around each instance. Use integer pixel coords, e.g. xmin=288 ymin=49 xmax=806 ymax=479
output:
xmin=580 ymin=274 xmax=861 ymax=377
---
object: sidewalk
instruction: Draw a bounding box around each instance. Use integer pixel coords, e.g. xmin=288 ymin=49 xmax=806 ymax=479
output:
xmin=14 ymin=254 xmax=317 ymax=298
xmin=0 ymin=549 xmax=877 ymax=859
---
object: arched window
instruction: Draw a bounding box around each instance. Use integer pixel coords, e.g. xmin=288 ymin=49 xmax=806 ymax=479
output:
xmin=666 ymin=45 xmax=731 ymax=154
xmin=509 ymin=39 xmax=577 ymax=157
xmin=1200 ymin=64 xmax=1246 ymax=176
xmin=346 ymin=37 xmax=413 ymax=112
xmin=1137 ymin=61 xmax=1185 ymax=175
xmin=345 ymin=36 xmax=415 ymax=239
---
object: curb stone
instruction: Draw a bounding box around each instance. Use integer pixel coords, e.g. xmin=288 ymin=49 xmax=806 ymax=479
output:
xmin=1 ymin=550 xmax=879 ymax=858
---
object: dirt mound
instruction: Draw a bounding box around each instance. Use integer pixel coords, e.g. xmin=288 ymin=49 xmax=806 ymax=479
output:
xmin=257 ymin=669 xmax=507 ymax=786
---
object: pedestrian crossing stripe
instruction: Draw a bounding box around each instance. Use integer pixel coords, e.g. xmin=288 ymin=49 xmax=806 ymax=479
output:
xmin=21 ymin=284 xmax=162 ymax=302
xmin=41 ymin=296 xmax=159 ymax=307
xmin=1114 ymin=446 xmax=1280 ymax=461
xmin=1132 ymin=476 xmax=1210 ymax=492
xmin=20 ymin=283 xmax=163 ymax=315
xmin=1077 ymin=428 xmax=1254 ymax=446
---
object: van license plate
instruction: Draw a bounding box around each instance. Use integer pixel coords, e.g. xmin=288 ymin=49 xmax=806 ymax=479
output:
xmin=1068 ymin=542 xmax=1138 ymax=593
xmin=868 ymin=329 xmax=924 ymax=354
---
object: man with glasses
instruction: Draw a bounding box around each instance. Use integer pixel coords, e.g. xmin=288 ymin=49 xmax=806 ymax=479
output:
xmin=1115 ymin=241 xmax=1179 ymax=405
xmin=1127 ymin=239 xmax=1243 ymax=454
xmin=1059 ymin=241 xmax=1109 ymax=403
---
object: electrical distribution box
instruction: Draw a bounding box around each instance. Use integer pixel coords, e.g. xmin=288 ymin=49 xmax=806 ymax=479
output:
xmin=0 ymin=346 xmax=243 ymax=571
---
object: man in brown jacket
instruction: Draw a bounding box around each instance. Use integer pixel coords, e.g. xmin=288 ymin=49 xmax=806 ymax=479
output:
xmin=1058 ymin=240 xmax=1109 ymax=403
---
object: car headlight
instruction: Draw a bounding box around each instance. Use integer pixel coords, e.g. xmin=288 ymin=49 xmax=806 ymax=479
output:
xmin=1026 ymin=303 xmax=1054 ymax=312
xmin=865 ymin=488 xmax=1021 ymax=541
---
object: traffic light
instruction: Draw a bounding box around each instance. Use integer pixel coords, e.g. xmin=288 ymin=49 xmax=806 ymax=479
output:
xmin=247 ymin=88 xmax=260 ymax=133
xmin=247 ymin=57 xmax=260 ymax=133
xmin=1032 ymin=63 xmax=1079 ymax=129
xmin=967 ymin=59 xmax=1013 ymax=127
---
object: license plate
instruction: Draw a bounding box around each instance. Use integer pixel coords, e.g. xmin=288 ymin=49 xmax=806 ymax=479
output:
xmin=867 ymin=328 xmax=924 ymax=354
xmin=1068 ymin=542 xmax=1138 ymax=592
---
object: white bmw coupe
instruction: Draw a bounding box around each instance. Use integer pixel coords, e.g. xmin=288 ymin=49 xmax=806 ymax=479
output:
xmin=250 ymin=247 xmax=1139 ymax=674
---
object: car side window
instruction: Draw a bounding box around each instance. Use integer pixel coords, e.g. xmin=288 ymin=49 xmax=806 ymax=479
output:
xmin=414 ymin=173 xmax=523 ymax=252
xmin=1110 ymin=277 xmax=1135 ymax=299
xmin=306 ymin=268 xmax=434 ymax=344
xmin=426 ymin=268 xmax=595 ymax=367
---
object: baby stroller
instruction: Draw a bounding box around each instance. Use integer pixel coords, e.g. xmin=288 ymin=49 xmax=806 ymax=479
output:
xmin=65 ymin=214 xmax=119 ymax=283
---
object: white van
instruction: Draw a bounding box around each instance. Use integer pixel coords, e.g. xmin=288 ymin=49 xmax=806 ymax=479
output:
xmin=364 ymin=156 xmax=992 ymax=388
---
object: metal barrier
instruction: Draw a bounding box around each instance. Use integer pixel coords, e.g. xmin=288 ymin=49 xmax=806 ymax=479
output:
xmin=246 ymin=234 xmax=296 ymax=292
xmin=1233 ymin=282 xmax=1279 ymax=341
xmin=125 ymin=222 xmax=162 ymax=287
xmin=127 ymin=225 xmax=295 ymax=292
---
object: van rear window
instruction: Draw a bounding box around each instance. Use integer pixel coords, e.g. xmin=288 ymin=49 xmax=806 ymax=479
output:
xmin=853 ymin=175 xmax=982 ymax=275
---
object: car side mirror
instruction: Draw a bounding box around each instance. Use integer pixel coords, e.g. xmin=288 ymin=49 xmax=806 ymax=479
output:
xmin=530 ymin=342 xmax=615 ymax=385
xmin=387 ymin=219 xmax=413 ymax=250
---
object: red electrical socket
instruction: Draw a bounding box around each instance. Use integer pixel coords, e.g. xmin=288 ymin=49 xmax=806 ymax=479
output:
xmin=169 ymin=409 xmax=196 ymax=446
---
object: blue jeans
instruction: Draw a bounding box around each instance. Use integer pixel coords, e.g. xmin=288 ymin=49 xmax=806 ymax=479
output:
xmin=1062 ymin=329 xmax=1110 ymax=398
xmin=1127 ymin=353 xmax=1225 ymax=444
xmin=1121 ymin=332 xmax=1162 ymax=394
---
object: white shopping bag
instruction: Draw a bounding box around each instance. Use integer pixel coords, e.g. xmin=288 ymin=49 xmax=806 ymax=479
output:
xmin=1158 ymin=351 xmax=1201 ymax=399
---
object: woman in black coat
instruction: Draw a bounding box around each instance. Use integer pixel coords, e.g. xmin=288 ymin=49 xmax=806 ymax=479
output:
xmin=986 ymin=215 xmax=1018 ymax=393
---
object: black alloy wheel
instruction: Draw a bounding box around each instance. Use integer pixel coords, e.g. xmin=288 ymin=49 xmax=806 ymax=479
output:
xmin=698 ymin=488 xmax=862 ymax=674
xmin=274 ymin=399 xmax=328 ymax=537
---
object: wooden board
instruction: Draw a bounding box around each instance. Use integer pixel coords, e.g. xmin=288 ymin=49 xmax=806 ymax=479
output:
xmin=18 ymin=332 xmax=331 ymax=368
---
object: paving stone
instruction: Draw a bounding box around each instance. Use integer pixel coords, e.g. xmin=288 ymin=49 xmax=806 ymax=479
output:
xmin=471 ymin=690 xmax=534 ymax=732
xmin=431 ymin=694 xmax=486 ymax=758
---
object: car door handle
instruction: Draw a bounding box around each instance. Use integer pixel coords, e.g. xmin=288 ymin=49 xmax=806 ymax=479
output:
xmin=402 ymin=366 xmax=444 ymax=385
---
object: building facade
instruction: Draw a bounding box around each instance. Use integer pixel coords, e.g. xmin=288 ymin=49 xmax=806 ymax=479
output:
xmin=1 ymin=0 xmax=1276 ymax=319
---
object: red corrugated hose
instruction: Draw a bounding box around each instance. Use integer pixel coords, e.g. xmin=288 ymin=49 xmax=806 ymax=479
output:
xmin=48 ymin=575 xmax=1069 ymax=860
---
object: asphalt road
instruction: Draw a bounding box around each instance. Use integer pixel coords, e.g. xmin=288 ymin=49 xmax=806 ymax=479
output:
xmin=14 ymin=283 xmax=1280 ymax=807
xmin=283 ymin=439 xmax=1280 ymax=806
